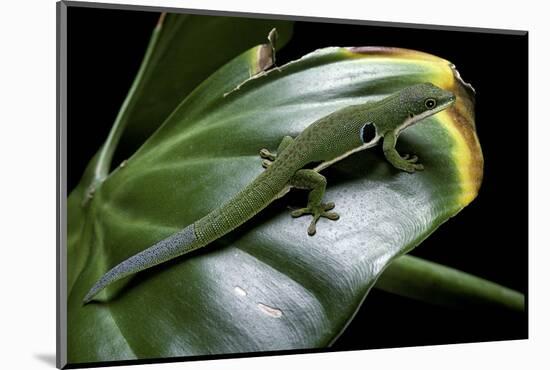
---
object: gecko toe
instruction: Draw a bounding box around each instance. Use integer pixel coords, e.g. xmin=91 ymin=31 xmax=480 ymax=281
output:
xmin=291 ymin=208 xmax=308 ymax=217
xmin=323 ymin=202 xmax=335 ymax=211
xmin=259 ymin=148 xmax=276 ymax=160
xmin=307 ymin=222 xmax=317 ymax=236
xmin=323 ymin=211 xmax=340 ymax=220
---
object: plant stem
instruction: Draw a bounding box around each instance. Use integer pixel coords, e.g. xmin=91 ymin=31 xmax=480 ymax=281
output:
xmin=375 ymin=254 xmax=524 ymax=312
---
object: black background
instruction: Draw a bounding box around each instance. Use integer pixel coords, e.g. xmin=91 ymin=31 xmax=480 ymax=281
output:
xmin=67 ymin=4 xmax=528 ymax=357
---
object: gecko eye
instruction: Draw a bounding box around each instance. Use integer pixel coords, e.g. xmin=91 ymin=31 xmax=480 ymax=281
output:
xmin=425 ymin=98 xmax=437 ymax=109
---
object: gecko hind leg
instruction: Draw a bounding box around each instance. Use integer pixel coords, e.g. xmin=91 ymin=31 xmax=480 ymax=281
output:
xmin=289 ymin=169 xmax=339 ymax=236
xmin=259 ymin=135 xmax=294 ymax=168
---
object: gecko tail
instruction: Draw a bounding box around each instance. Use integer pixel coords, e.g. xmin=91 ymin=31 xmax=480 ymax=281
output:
xmin=83 ymin=224 xmax=198 ymax=304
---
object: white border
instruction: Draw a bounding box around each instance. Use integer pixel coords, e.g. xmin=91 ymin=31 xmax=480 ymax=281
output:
xmin=1 ymin=0 xmax=547 ymax=369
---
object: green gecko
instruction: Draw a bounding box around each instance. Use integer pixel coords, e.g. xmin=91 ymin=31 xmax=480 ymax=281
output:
xmin=83 ymin=82 xmax=456 ymax=304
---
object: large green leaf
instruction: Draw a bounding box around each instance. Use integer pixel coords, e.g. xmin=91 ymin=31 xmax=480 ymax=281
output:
xmin=67 ymin=45 xmax=483 ymax=363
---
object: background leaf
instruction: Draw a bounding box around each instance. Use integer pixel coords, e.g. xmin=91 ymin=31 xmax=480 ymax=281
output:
xmin=116 ymin=13 xmax=293 ymax=151
xmin=76 ymin=12 xmax=293 ymax=201
xmin=67 ymin=43 xmax=483 ymax=363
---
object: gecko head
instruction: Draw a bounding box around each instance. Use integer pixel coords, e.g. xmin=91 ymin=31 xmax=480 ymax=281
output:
xmin=400 ymin=83 xmax=456 ymax=121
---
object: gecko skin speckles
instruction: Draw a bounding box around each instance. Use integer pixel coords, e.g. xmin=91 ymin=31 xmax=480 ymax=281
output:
xmin=83 ymin=225 xmax=196 ymax=303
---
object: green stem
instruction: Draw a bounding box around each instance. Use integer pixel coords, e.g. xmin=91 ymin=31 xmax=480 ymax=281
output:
xmin=375 ymin=254 xmax=524 ymax=312
xmin=85 ymin=14 xmax=166 ymax=199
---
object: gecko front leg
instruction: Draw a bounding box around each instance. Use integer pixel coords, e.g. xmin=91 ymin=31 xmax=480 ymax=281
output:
xmin=289 ymin=169 xmax=339 ymax=236
xmin=259 ymin=135 xmax=294 ymax=168
xmin=382 ymin=131 xmax=424 ymax=173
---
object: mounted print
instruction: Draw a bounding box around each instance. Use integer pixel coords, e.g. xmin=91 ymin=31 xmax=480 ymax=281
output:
xmin=57 ymin=1 xmax=528 ymax=368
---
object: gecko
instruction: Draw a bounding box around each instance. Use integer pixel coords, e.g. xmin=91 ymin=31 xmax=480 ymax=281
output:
xmin=83 ymin=82 xmax=456 ymax=303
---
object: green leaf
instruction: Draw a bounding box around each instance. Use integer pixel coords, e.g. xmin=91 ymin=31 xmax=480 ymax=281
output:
xmin=67 ymin=45 xmax=483 ymax=363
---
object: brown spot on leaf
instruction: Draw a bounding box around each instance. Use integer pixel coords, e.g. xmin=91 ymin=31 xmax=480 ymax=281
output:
xmin=255 ymin=44 xmax=274 ymax=75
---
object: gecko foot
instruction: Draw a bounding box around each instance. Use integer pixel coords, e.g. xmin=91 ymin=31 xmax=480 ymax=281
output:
xmin=259 ymin=148 xmax=276 ymax=161
xmin=402 ymin=162 xmax=424 ymax=173
xmin=397 ymin=154 xmax=424 ymax=173
xmin=402 ymin=154 xmax=418 ymax=163
xmin=291 ymin=202 xmax=339 ymax=236
xmin=260 ymin=148 xmax=276 ymax=168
